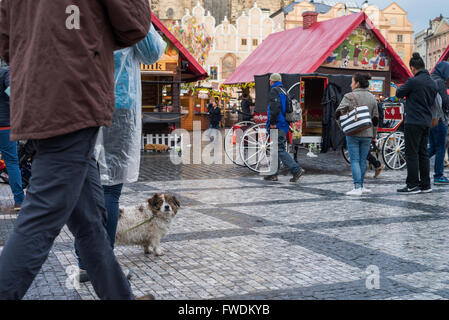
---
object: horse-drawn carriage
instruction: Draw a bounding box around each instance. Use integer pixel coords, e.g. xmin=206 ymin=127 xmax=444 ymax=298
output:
xmin=224 ymin=73 xmax=406 ymax=173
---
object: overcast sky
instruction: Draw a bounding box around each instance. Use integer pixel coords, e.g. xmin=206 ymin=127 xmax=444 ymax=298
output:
xmin=365 ymin=0 xmax=448 ymax=34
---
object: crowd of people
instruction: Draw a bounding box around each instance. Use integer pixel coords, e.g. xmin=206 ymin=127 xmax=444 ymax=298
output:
xmin=262 ymin=54 xmax=449 ymax=196
xmin=0 ymin=0 xmax=448 ymax=302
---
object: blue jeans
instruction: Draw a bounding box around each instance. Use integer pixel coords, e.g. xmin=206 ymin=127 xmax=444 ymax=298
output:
xmin=428 ymin=120 xmax=448 ymax=179
xmin=275 ymin=129 xmax=301 ymax=175
xmin=346 ymin=136 xmax=372 ymax=189
xmin=76 ymin=183 xmax=124 ymax=270
xmin=0 ymin=129 xmax=24 ymax=205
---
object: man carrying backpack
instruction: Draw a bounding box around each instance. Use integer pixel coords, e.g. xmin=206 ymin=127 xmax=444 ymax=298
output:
xmin=429 ymin=61 xmax=449 ymax=185
xmin=264 ymin=73 xmax=305 ymax=182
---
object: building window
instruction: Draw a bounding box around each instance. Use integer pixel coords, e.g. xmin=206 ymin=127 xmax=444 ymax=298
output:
xmin=209 ymin=66 xmax=218 ymax=81
xmin=397 ymin=35 xmax=403 ymax=43
xmin=166 ymin=8 xmax=174 ymax=19
xmin=252 ymin=39 xmax=258 ymax=46
xmin=241 ymin=38 xmax=247 ymax=46
xmin=391 ymin=18 xmax=397 ymax=25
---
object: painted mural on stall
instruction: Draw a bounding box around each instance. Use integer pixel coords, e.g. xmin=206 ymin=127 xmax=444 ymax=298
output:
xmin=322 ymin=26 xmax=390 ymax=71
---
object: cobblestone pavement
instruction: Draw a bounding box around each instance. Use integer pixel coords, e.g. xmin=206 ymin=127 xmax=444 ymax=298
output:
xmin=1 ymin=148 xmax=449 ymax=300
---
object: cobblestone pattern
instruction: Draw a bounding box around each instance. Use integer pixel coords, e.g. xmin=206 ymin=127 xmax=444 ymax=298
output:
xmin=1 ymin=150 xmax=449 ymax=300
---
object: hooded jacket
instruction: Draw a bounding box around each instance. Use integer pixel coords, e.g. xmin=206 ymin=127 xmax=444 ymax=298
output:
xmin=95 ymin=25 xmax=166 ymax=186
xmin=0 ymin=0 xmax=152 ymax=141
xmin=431 ymin=61 xmax=449 ymax=121
xmin=266 ymin=81 xmax=290 ymax=134
xmin=396 ymin=70 xmax=438 ymax=128
xmin=0 ymin=67 xmax=9 ymax=127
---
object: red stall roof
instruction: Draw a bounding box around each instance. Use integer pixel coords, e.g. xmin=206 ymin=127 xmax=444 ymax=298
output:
xmin=224 ymin=12 xmax=412 ymax=84
xmin=438 ymin=45 xmax=449 ymax=64
xmin=151 ymin=13 xmax=208 ymax=82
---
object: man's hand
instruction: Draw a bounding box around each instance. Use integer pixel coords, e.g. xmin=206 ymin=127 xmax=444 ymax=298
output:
xmin=270 ymin=125 xmax=277 ymax=129
xmin=431 ymin=118 xmax=439 ymax=128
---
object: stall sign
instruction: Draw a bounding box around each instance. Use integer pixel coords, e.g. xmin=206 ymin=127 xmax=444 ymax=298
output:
xmin=198 ymin=90 xmax=209 ymax=100
xmin=141 ymin=62 xmax=167 ymax=72
xmin=369 ymin=78 xmax=384 ymax=93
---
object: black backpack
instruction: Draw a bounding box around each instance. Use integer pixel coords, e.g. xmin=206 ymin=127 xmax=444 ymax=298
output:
xmin=274 ymin=87 xmax=302 ymax=122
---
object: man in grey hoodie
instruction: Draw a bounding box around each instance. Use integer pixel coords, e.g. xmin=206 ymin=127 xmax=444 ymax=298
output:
xmin=429 ymin=61 xmax=449 ymax=185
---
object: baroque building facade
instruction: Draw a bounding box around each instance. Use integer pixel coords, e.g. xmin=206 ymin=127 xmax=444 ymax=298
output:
xmin=150 ymin=0 xmax=289 ymax=24
xmin=180 ymin=2 xmax=282 ymax=84
xmin=414 ymin=15 xmax=449 ymax=71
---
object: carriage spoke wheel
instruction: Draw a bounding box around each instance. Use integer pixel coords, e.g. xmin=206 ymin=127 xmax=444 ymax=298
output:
xmin=342 ymin=146 xmax=350 ymax=164
xmin=382 ymin=132 xmax=406 ymax=170
xmin=239 ymin=124 xmax=274 ymax=173
xmin=224 ymin=121 xmax=256 ymax=166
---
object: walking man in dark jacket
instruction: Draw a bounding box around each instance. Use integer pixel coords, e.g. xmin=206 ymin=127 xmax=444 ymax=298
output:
xmin=0 ymin=67 xmax=24 ymax=211
xmin=428 ymin=61 xmax=449 ymax=185
xmin=396 ymin=53 xmax=438 ymax=194
xmin=0 ymin=0 xmax=152 ymax=300
xmin=264 ymin=73 xmax=305 ymax=182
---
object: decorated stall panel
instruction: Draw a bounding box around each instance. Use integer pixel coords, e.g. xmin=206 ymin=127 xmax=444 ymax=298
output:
xmin=322 ymin=26 xmax=390 ymax=71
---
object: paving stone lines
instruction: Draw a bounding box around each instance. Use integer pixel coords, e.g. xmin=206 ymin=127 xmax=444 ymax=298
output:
xmin=1 ymin=150 xmax=449 ymax=300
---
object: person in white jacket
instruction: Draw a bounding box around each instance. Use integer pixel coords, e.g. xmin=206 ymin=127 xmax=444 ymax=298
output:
xmin=75 ymin=24 xmax=166 ymax=284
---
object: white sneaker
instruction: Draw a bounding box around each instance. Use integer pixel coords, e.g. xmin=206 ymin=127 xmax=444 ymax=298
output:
xmin=362 ymin=187 xmax=372 ymax=194
xmin=346 ymin=188 xmax=363 ymax=196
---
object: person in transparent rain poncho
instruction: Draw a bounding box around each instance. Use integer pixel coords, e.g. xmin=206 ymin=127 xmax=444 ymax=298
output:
xmin=75 ymin=25 xmax=166 ymax=283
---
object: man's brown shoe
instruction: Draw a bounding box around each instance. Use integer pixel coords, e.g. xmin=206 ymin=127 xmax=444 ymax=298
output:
xmin=263 ymin=175 xmax=278 ymax=182
xmin=290 ymin=168 xmax=305 ymax=183
xmin=135 ymin=294 xmax=156 ymax=300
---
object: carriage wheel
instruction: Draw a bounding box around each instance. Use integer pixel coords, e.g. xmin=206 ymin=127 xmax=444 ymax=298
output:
xmin=224 ymin=121 xmax=255 ymax=166
xmin=0 ymin=171 xmax=9 ymax=185
xmin=239 ymin=124 xmax=274 ymax=174
xmin=382 ymin=132 xmax=406 ymax=170
xmin=341 ymin=146 xmax=351 ymax=164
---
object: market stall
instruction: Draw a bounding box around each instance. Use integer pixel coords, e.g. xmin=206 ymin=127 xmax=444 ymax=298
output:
xmin=224 ymin=11 xmax=412 ymax=152
xmin=142 ymin=13 xmax=208 ymax=137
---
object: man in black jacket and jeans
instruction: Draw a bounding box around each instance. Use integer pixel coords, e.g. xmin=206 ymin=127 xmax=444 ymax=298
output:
xmin=396 ymin=53 xmax=438 ymax=194
xmin=428 ymin=61 xmax=449 ymax=185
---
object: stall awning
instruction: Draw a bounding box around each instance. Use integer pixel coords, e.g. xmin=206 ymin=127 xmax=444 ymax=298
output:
xmin=438 ymin=45 xmax=449 ymax=64
xmin=151 ymin=13 xmax=208 ymax=82
xmin=224 ymin=12 xmax=412 ymax=85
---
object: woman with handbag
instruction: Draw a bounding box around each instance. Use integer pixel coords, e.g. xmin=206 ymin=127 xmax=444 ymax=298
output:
xmin=336 ymin=73 xmax=379 ymax=196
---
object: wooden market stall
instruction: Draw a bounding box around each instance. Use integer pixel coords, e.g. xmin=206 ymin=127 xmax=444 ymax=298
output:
xmin=142 ymin=13 xmax=208 ymax=136
xmin=224 ymin=11 xmax=412 ymax=150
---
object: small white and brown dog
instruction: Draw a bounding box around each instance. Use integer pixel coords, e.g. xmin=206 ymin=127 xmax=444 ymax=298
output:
xmin=115 ymin=194 xmax=180 ymax=256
